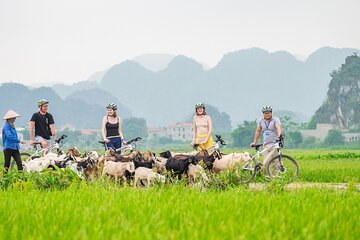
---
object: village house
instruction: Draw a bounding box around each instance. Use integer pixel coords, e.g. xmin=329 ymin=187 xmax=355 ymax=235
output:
xmin=147 ymin=127 xmax=167 ymax=139
xmin=300 ymin=123 xmax=360 ymax=142
xmin=148 ymin=122 xmax=193 ymax=142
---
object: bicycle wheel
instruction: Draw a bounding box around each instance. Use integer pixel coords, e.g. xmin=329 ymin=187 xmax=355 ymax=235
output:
xmin=265 ymin=154 xmax=299 ymax=181
xmin=237 ymin=158 xmax=258 ymax=184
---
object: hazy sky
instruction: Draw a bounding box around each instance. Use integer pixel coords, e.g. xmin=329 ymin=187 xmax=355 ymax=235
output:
xmin=1 ymin=0 xmax=359 ymax=85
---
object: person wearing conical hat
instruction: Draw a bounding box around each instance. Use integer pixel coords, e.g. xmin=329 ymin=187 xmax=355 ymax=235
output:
xmin=2 ymin=110 xmax=26 ymax=173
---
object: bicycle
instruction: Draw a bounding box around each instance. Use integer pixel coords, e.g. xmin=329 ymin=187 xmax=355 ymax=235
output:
xmin=194 ymin=134 xmax=227 ymax=155
xmin=238 ymin=136 xmax=299 ymax=184
xmin=193 ymin=135 xmax=227 ymax=169
xmin=18 ymin=135 xmax=68 ymax=163
xmin=98 ymin=137 xmax=142 ymax=155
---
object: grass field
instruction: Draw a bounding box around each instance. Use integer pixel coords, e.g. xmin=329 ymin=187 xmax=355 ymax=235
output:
xmin=0 ymin=149 xmax=359 ymax=239
xmin=1 ymin=185 xmax=359 ymax=239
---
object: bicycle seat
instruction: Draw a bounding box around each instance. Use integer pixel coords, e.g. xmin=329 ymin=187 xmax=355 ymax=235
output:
xmin=32 ymin=142 xmax=42 ymax=146
xmin=98 ymin=141 xmax=106 ymax=145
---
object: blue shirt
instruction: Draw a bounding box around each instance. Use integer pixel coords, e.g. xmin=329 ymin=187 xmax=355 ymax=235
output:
xmin=2 ymin=122 xmax=20 ymax=150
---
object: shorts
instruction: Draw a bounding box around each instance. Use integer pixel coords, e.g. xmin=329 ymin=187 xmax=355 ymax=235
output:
xmin=35 ymin=136 xmax=51 ymax=147
xmin=106 ymin=137 xmax=122 ymax=150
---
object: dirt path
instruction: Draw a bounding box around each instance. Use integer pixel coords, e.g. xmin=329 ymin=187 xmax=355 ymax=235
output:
xmin=248 ymin=183 xmax=360 ymax=190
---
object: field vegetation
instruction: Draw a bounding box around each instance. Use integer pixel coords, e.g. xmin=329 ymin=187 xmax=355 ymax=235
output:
xmin=0 ymin=149 xmax=359 ymax=239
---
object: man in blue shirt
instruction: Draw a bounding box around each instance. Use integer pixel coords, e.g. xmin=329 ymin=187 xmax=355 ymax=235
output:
xmin=2 ymin=110 xmax=26 ymax=173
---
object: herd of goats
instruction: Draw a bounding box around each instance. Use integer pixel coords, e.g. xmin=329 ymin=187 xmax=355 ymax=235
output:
xmin=19 ymin=135 xmax=252 ymax=187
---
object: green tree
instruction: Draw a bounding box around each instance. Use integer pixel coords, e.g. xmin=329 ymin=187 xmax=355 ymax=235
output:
xmin=231 ymin=120 xmax=257 ymax=148
xmin=123 ymin=117 xmax=148 ymax=140
xmin=323 ymin=129 xmax=345 ymax=146
xmin=287 ymin=131 xmax=303 ymax=148
xmin=280 ymin=116 xmax=298 ymax=134
xmin=306 ymin=116 xmax=317 ymax=129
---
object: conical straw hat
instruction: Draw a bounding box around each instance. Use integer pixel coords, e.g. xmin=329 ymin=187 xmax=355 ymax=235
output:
xmin=3 ymin=110 xmax=21 ymax=120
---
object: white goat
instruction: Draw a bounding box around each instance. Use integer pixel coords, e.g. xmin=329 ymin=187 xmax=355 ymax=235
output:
xmin=153 ymin=157 xmax=167 ymax=173
xmin=134 ymin=167 xmax=166 ymax=187
xmin=102 ymin=161 xmax=135 ymax=183
xmin=23 ymin=158 xmax=52 ymax=172
xmin=212 ymin=152 xmax=251 ymax=173
xmin=187 ymin=163 xmax=209 ymax=185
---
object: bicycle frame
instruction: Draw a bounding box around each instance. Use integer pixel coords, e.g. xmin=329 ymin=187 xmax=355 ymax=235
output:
xmin=99 ymin=137 xmax=142 ymax=155
xmin=244 ymin=144 xmax=281 ymax=171
xmin=29 ymin=143 xmax=61 ymax=158
xmin=23 ymin=135 xmax=67 ymax=160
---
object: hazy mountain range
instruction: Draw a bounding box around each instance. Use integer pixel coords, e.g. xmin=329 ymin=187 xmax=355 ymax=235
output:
xmin=2 ymin=46 xmax=358 ymax=128
xmin=0 ymin=83 xmax=131 ymax=128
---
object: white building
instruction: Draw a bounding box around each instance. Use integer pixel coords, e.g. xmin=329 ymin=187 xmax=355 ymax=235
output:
xmin=300 ymin=123 xmax=360 ymax=142
xmin=148 ymin=122 xmax=193 ymax=142
xmin=147 ymin=127 xmax=167 ymax=139
xmin=166 ymin=122 xmax=193 ymax=142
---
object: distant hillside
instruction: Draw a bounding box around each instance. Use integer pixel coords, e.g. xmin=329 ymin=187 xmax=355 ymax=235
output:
xmin=66 ymin=88 xmax=131 ymax=118
xmin=313 ymin=54 xmax=360 ymax=129
xmin=275 ymin=110 xmax=310 ymax=123
xmin=132 ymin=53 xmax=175 ymax=72
xmin=49 ymin=47 xmax=359 ymax=127
xmin=53 ymin=81 xmax=101 ymax=99
xmin=0 ymin=83 xmax=126 ymax=129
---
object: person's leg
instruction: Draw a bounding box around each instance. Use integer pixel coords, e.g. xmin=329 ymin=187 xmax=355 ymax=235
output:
xmin=35 ymin=136 xmax=50 ymax=148
xmin=263 ymin=147 xmax=279 ymax=175
xmin=106 ymin=140 xmax=116 ymax=150
xmin=12 ymin=150 xmax=23 ymax=171
xmin=3 ymin=149 xmax=12 ymax=173
xmin=112 ymin=137 xmax=122 ymax=149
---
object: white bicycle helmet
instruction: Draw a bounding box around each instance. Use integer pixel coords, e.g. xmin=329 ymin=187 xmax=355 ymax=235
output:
xmin=107 ymin=103 xmax=117 ymax=110
xmin=195 ymin=103 xmax=205 ymax=109
xmin=262 ymin=105 xmax=272 ymax=113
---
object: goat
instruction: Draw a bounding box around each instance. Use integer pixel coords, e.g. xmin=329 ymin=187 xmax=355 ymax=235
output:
xmin=134 ymin=167 xmax=166 ymax=187
xmin=212 ymin=152 xmax=251 ymax=173
xmin=187 ymin=163 xmax=209 ymax=186
xmin=102 ymin=161 xmax=135 ymax=183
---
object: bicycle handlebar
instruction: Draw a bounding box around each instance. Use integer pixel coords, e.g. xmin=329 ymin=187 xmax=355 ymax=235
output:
xmin=126 ymin=137 xmax=142 ymax=144
xmin=55 ymin=135 xmax=68 ymax=143
xmin=215 ymin=134 xmax=227 ymax=145
xmin=251 ymin=135 xmax=285 ymax=150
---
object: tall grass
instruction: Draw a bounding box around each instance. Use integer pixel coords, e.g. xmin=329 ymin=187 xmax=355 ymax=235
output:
xmin=0 ymin=185 xmax=359 ymax=239
xmin=1 ymin=149 xmax=360 ymax=184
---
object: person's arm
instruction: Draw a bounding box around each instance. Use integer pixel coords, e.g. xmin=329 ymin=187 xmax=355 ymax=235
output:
xmin=118 ymin=117 xmax=126 ymax=143
xmin=251 ymin=126 xmax=262 ymax=146
xmin=204 ymin=116 xmax=213 ymax=143
xmin=275 ymin=123 xmax=282 ymax=138
xmin=29 ymin=121 xmax=35 ymax=144
xmin=48 ymin=114 xmax=56 ymax=141
xmin=101 ymin=116 xmax=109 ymax=143
xmin=50 ymin=124 xmax=56 ymax=142
xmin=191 ymin=117 xmax=197 ymax=145
xmin=4 ymin=125 xmax=20 ymax=143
